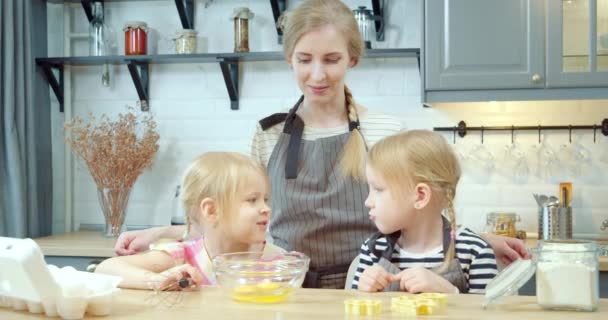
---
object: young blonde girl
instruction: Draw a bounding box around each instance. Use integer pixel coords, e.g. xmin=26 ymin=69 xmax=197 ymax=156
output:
xmin=352 ymin=130 xmax=497 ymax=294
xmin=95 ymin=152 xmax=282 ymax=290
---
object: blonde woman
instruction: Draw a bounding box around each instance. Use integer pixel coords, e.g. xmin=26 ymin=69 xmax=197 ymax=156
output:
xmin=96 ymin=152 xmax=282 ymax=289
xmin=354 ymin=130 xmax=497 ymax=294
xmin=114 ymin=0 xmax=528 ymax=289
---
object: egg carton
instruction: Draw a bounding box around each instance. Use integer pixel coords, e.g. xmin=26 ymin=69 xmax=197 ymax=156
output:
xmin=0 ymin=237 xmax=122 ymax=319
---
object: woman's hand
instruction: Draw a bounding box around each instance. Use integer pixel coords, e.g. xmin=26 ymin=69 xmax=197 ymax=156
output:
xmin=114 ymin=226 xmax=187 ymax=256
xmin=114 ymin=229 xmax=162 ymax=256
xmin=481 ymin=233 xmax=531 ymax=265
xmin=357 ymin=265 xmax=394 ymax=292
xmin=393 ymin=268 xmax=457 ymax=294
xmin=152 ymin=264 xmax=203 ymax=291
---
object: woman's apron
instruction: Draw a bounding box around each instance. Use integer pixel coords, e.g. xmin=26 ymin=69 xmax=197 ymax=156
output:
xmin=375 ymin=217 xmax=469 ymax=293
xmin=263 ymin=97 xmax=375 ymax=289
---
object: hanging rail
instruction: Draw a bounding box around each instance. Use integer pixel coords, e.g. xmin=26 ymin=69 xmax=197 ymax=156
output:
xmin=433 ymin=119 xmax=608 ymax=143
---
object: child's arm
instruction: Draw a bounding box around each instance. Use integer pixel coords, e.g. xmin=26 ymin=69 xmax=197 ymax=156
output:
xmin=467 ymin=244 xmax=498 ymax=294
xmin=352 ymin=240 xmax=393 ymax=292
xmin=96 ymin=250 xmax=200 ymax=290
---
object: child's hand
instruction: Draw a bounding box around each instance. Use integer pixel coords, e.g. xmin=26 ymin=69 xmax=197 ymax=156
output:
xmin=154 ymin=264 xmax=204 ymax=291
xmin=393 ymin=268 xmax=458 ymax=294
xmin=357 ymin=265 xmax=395 ymax=292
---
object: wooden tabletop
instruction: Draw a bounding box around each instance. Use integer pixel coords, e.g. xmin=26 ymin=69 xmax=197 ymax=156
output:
xmin=33 ymin=231 xmax=608 ymax=270
xmin=1 ymin=288 xmax=607 ymax=319
xmin=33 ymin=231 xmax=117 ymax=257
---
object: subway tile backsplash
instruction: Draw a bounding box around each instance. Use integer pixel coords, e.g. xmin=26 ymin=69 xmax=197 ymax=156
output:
xmin=47 ymin=0 xmax=608 ymax=237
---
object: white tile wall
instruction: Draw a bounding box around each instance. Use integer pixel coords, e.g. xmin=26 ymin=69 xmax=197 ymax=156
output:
xmin=47 ymin=1 xmax=608 ymax=237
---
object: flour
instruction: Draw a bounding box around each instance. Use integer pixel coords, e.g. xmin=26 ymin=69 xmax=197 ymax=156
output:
xmin=536 ymin=262 xmax=598 ymax=310
xmin=535 ymin=243 xmax=599 ymax=312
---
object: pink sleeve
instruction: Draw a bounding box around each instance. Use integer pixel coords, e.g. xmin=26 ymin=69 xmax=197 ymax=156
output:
xmin=149 ymin=241 xmax=187 ymax=261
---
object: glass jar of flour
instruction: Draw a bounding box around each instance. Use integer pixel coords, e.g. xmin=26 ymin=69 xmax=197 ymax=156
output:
xmin=483 ymin=240 xmax=599 ymax=312
xmin=536 ymin=240 xmax=599 ymax=311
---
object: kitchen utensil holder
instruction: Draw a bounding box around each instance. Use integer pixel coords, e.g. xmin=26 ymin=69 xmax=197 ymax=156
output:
xmin=539 ymin=206 xmax=572 ymax=240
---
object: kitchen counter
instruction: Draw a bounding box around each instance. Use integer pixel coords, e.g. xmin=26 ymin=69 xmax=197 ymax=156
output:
xmin=1 ymin=288 xmax=607 ymax=319
xmin=33 ymin=232 xmax=608 ymax=271
xmin=34 ymin=231 xmax=117 ymax=258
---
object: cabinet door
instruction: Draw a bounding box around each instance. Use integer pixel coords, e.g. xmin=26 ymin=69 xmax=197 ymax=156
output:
xmin=546 ymin=0 xmax=608 ymax=87
xmin=425 ymin=0 xmax=545 ymax=90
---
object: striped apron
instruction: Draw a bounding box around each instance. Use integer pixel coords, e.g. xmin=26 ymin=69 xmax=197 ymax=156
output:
xmin=266 ymin=98 xmax=375 ymax=289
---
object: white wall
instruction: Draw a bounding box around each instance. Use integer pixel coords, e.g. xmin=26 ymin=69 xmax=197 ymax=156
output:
xmin=47 ymin=0 xmax=608 ymax=237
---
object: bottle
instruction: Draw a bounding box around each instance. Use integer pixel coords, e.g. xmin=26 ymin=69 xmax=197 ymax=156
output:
xmin=89 ymin=1 xmax=110 ymax=87
xmin=171 ymin=185 xmax=185 ymax=225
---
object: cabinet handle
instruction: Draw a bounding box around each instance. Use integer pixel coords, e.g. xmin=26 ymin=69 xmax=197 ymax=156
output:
xmin=531 ymin=74 xmax=542 ymax=84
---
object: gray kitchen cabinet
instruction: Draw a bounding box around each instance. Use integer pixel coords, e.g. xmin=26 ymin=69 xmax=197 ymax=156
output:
xmin=546 ymin=0 xmax=608 ymax=87
xmin=425 ymin=0 xmax=545 ymax=90
xmin=423 ymin=0 xmax=608 ymax=103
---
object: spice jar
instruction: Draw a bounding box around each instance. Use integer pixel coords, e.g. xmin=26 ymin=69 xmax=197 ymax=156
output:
xmin=174 ymin=29 xmax=197 ymax=54
xmin=123 ymin=21 xmax=148 ymax=55
xmin=485 ymin=212 xmax=519 ymax=238
xmin=231 ymin=7 xmax=254 ymax=53
xmin=484 ymin=240 xmax=600 ymax=312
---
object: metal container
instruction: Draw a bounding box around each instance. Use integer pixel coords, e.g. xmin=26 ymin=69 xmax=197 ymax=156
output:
xmin=352 ymin=6 xmax=374 ymax=49
xmin=538 ymin=205 xmax=572 ymax=240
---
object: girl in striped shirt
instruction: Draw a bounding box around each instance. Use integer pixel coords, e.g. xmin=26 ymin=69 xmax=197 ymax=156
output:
xmin=352 ymin=130 xmax=497 ymax=294
xmin=96 ymin=152 xmax=283 ymax=290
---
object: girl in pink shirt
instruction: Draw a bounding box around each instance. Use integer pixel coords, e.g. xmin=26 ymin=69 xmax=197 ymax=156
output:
xmin=96 ymin=152 xmax=282 ymax=290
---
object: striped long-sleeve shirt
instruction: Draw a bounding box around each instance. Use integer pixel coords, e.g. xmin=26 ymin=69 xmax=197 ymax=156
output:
xmin=351 ymin=228 xmax=498 ymax=294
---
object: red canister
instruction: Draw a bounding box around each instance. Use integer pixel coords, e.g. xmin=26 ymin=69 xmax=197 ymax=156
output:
xmin=124 ymin=21 xmax=148 ymax=55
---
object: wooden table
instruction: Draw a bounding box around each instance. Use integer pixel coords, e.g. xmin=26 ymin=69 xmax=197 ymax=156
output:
xmin=1 ymin=288 xmax=607 ymax=319
xmin=34 ymin=231 xmax=117 ymax=258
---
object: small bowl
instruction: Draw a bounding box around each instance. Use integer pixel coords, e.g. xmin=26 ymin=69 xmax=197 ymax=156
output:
xmin=213 ymin=251 xmax=309 ymax=304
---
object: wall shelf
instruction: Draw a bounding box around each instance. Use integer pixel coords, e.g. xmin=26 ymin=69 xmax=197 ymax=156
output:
xmin=36 ymin=48 xmax=420 ymax=111
xmin=269 ymin=0 xmax=386 ymax=43
xmin=47 ymin=0 xmax=195 ymax=29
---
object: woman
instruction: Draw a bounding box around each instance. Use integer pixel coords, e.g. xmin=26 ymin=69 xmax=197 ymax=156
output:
xmin=114 ymin=0 xmax=529 ymax=289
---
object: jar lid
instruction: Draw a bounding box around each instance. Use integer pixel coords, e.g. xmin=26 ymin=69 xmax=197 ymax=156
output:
xmin=175 ymin=29 xmax=198 ymax=38
xmin=483 ymin=258 xmax=536 ymax=308
xmin=231 ymin=7 xmax=254 ymax=20
xmin=123 ymin=21 xmax=148 ymax=31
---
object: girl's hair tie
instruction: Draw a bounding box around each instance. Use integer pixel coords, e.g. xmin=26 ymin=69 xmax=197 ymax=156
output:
xmin=450 ymin=230 xmax=455 ymax=240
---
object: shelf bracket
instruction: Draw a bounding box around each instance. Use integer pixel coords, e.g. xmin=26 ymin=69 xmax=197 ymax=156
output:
xmin=371 ymin=0 xmax=385 ymax=41
xmin=40 ymin=63 xmax=64 ymax=113
xmin=80 ymin=0 xmax=95 ymax=23
xmin=219 ymin=59 xmax=239 ymax=110
xmin=270 ymin=0 xmax=287 ymax=44
xmin=126 ymin=61 xmax=150 ymax=111
xmin=175 ymin=0 xmax=194 ymax=30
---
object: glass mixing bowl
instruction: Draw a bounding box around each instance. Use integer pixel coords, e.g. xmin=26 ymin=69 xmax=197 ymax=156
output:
xmin=213 ymin=251 xmax=309 ymax=303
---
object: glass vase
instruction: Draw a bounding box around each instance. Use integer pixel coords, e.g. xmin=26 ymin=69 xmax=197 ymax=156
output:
xmin=97 ymin=187 xmax=131 ymax=237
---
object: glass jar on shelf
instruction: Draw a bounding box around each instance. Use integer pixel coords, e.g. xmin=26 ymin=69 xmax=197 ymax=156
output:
xmin=124 ymin=21 xmax=148 ymax=55
xmin=231 ymin=7 xmax=254 ymax=53
xmin=174 ymin=29 xmax=198 ymax=54
xmin=485 ymin=212 xmax=519 ymax=238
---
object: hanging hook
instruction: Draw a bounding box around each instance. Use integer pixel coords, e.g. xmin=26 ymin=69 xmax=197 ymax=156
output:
xmin=593 ymin=125 xmax=597 ymax=143
xmin=538 ymin=125 xmax=541 ymax=144
xmin=481 ymin=126 xmax=484 ymax=144
xmin=568 ymin=125 xmax=572 ymax=144
xmin=511 ymin=125 xmax=515 ymax=144
xmin=452 ymin=127 xmax=456 ymax=144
